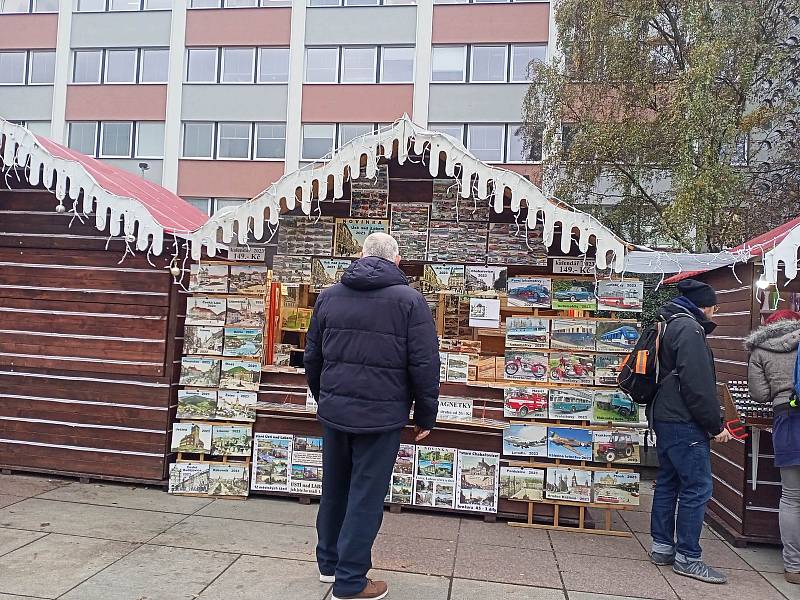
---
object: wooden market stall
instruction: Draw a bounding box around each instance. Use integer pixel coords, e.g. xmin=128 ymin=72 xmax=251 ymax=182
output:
xmin=0 ymin=119 xmax=207 ymax=483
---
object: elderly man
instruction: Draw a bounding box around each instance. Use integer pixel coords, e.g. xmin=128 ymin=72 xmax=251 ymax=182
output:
xmin=304 ymin=232 xmax=440 ymax=600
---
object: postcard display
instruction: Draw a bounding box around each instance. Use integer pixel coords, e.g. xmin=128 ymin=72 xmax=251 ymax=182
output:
xmin=169 ymin=262 xmax=267 ymax=499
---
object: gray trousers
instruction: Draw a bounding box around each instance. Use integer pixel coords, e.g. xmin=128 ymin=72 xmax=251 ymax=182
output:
xmin=781 ymin=465 xmax=800 ymax=573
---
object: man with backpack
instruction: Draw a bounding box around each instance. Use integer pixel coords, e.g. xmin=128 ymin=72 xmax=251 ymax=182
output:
xmin=645 ymin=279 xmax=732 ymax=583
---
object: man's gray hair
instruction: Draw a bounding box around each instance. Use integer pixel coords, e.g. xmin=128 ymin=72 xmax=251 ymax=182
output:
xmin=362 ymin=232 xmax=400 ymax=261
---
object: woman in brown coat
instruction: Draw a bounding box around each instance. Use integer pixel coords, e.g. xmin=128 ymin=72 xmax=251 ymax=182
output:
xmin=746 ymin=310 xmax=800 ymax=584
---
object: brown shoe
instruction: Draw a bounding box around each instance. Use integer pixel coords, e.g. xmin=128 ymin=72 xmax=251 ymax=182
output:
xmin=332 ymin=579 xmax=388 ymax=600
xmin=786 ymin=571 xmax=800 ymax=584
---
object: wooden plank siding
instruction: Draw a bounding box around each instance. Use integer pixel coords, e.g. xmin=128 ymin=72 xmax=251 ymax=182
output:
xmin=0 ymin=188 xmax=184 ymax=482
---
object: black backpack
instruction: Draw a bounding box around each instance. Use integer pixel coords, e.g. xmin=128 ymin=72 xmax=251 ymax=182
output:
xmin=618 ymin=313 xmax=688 ymax=405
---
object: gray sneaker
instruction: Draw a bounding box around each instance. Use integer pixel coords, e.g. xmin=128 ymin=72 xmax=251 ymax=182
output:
xmin=650 ymin=551 xmax=675 ymax=566
xmin=672 ymin=559 xmax=727 ymax=584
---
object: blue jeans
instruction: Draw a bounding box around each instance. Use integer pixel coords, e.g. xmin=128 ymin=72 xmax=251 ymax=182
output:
xmin=650 ymin=420 xmax=713 ymax=561
xmin=316 ymin=425 xmax=402 ymax=598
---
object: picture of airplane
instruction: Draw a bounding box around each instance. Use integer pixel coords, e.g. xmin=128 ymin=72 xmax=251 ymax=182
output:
xmin=547 ymin=427 xmax=593 ymax=460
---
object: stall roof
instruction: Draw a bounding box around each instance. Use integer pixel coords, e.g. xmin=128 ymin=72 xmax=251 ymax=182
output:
xmin=187 ymin=115 xmax=630 ymax=271
xmin=0 ymin=118 xmax=208 ymax=255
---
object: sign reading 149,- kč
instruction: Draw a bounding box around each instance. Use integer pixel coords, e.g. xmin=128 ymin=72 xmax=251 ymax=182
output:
xmin=551 ymin=257 xmax=596 ymax=275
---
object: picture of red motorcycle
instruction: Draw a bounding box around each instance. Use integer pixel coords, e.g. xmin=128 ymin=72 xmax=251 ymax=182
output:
xmin=505 ymin=355 xmax=547 ymax=379
xmin=550 ymin=355 xmax=594 ymax=381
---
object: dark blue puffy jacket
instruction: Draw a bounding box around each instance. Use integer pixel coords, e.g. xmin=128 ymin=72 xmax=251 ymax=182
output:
xmin=304 ymin=256 xmax=441 ymax=433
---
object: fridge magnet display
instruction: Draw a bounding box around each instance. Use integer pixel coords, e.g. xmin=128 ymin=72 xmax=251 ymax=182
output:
xmin=437 ymin=396 xmax=474 ymax=421
xmin=548 ymin=388 xmax=595 ymax=421
xmin=502 ymin=424 xmax=548 ymax=457
xmin=592 ymin=470 xmax=641 ymax=506
xmin=210 ymin=424 xmax=253 ymax=456
xmin=505 ymin=351 xmax=549 ymax=382
xmin=277 ymin=216 xmax=335 ymax=256
xmin=445 ymin=353 xmax=470 ymax=383
xmin=427 ymin=221 xmax=488 ymax=263
xmin=547 ymin=426 xmax=593 ymax=461
xmin=177 ymin=389 xmax=217 ymax=420
xmin=184 ymin=326 xmax=224 ymax=356
xmin=311 ymin=258 xmax=352 ymax=292
xmin=595 ymin=321 xmax=641 ymax=352
xmin=551 ymin=319 xmax=597 ymax=351
xmin=596 ymin=280 xmax=644 ymax=312
xmin=507 ymin=277 xmax=551 ymax=308
xmin=595 ymin=353 xmax=625 ymax=386
xmin=179 ymin=357 xmax=221 ymax=388
xmin=549 ymin=353 xmax=594 ymax=385
xmin=456 ymin=450 xmax=500 ymax=513
xmin=171 ymin=422 xmax=212 ymax=453
xmin=215 ymin=390 xmax=257 ymax=422
xmin=499 ymin=466 xmax=545 ymax=501
xmin=465 ymin=266 xmax=507 ymax=295
xmin=468 ymin=297 xmax=501 ymax=328
xmin=504 ymin=387 xmax=549 ymax=419
xmin=487 ymin=223 xmax=548 ymax=266
xmin=389 ymin=203 xmax=430 ymax=261
xmin=506 ymin=317 xmax=550 ymax=349
xmin=289 ymin=437 xmax=324 ymax=495
xmin=272 ymin=255 xmax=312 ymax=284
xmin=223 ymin=327 xmax=264 ymax=358
xmin=208 ymin=464 xmax=249 ymax=497
xmin=169 ymin=462 xmax=210 ymax=495
xmin=334 ymin=218 xmax=389 ymax=257
xmin=592 ymin=429 xmax=641 ymax=464
xmin=421 ymin=264 xmax=466 ymax=294
xmin=545 ymin=467 xmax=593 ymax=503
xmin=229 ymin=265 xmax=268 ymax=295
xmin=432 ymin=178 xmax=491 ymax=222
xmin=414 ymin=446 xmax=456 ymax=508
xmin=226 ymin=297 xmax=266 ymax=328
xmin=350 ymin=164 xmax=389 ymax=218
xmin=186 ymin=297 xmax=227 ymax=327
xmin=220 ymin=359 xmax=261 ymax=391
xmin=551 ymin=279 xmax=597 ymax=311
xmin=251 ymin=433 xmax=292 ymax=492
xmin=189 ymin=264 xmax=228 ymax=293
xmin=593 ymin=390 xmax=643 ymax=424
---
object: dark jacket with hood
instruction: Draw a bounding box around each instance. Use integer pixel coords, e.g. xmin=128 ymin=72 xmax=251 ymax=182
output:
xmin=304 ymin=256 xmax=441 ymax=434
xmin=653 ymin=297 xmax=723 ymax=436
xmin=746 ymin=319 xmax=800 ymax=409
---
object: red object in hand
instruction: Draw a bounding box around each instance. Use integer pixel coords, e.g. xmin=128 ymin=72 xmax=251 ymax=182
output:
xmin=725 ymin=419 xmax=749 ymax=440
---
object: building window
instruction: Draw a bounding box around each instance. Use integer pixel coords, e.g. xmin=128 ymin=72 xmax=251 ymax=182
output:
xmin=104 ymin=49 xmax=137 ymax=83
xmin=341 ymin=46 xmax=377 ymax=83
xmin=470 ymin=45 xmax=507 ymax=82
xmin=468 ymin=124 xmax=504 ymax=162
xmin=254 ymin=123 xmax=286 ymax=159
xmin=186 ymin=48 xmax=218 ymax=83
xmin=29 ymin=50 xmax=56 ymax=85
xmin=1 ymin=0 xmax=30 ymax=12
xmin=380 ymin=46 xmax=414 ymax=83
xmin=189 ymin=0 xmax=221 ymax=6
xmin=508 ymin=124 xmax=542 ymax=163
xmin=109 ymin=0 xmax=140 ymax=9
xmin=33 ymin=0 xmax=59 ymax=10
xmin=511 ymin=44 xmax=546 ymax=82
xmin=344 ymin=0 xmax=379 ymax=5
xmin=308 ymin=0 xmax=340 ymax=5
xmin=215 ymin=198 xmax=247 ymax=214
xmin=68 ymin=122 xmax=98 ymax=156
xmin=100 ymin=122 xmax=133 ymax=157
xmin=0 ymin=52 xmax=26 ymax=85
xmin=135 ymin=122 xmax=165 ymax=158
xmin=305 ymin=47 xmax=339 ymax=83
xmin=217 ymin=122 xmax=252 ymax=159
xmin=224 ymin=0 xmax=258 ymax=5
xmin=143 ymin=0 xmax=172 ymax=8
xmin=431 ymin=46 xmax=466 ymax=82
xmin=25 ymin=121 xmax=51 ymax=136
xmin=183 ymin=122 xmax=215 ymax=158
xmin=302 ymin=124 xmax=335 ymax=160
xmin=429 ymin=123 xmax=464 ymax=144
xmin=73 ymin=50 xmax=103 ymax=83
xmin=339 ymin=123 xmax=373 ymax=146
xmin=185 ymin=197 xmax=212 ymax=215
xmin=221 ymin=47 xmax=255 ymax=83
xmin=258 ymin=47 xmax=289 ymax=83
xmin=76 ymin=0 xmax=107 ymax=10
xmin=140 ymin=48 xmax=169 ymax=83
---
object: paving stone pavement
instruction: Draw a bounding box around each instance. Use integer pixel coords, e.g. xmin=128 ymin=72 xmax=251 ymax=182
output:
xmin=0 ymin=473 xmax=796 ymax=600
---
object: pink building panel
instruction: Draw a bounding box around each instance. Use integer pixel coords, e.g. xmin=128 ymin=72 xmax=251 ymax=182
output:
xmin=432 ymin=4 xmax=550 ymax=44
xmin=501 ymin=163 xmax=543 ymax=186
xmin=178 ymin=160 xmax=286 ymax=199
xmin=301 ymin=85 xmax=414 ymax=123
xmin=185 ymin=8 xmax=292 ymax=46
xmin=0 ymin=14 xmax=57 ymax=49
xmin=65 ymin=85 xmax=167 ymax=121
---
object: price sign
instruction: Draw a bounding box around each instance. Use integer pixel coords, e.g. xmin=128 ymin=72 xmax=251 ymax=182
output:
xmin=552 ymin=257 xmax=596 ymax=275
xmin=228 ymin=245 xmax=266 ymax=262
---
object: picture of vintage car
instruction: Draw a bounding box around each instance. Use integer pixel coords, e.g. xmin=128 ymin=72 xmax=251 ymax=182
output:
xmin=553 ymin=286 xmax=594 ymax=302
xmin=512 ymin=284 xmax=550 ymax=303
xmin=504 ymin=389 xmax=548 ymax=417
xmin=551 ymin=396 xmax=593 ymax=414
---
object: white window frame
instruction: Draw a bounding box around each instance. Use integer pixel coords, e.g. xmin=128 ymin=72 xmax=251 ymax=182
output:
xmin=28 ymin=50 xmax=56 ymax=85
xmin=103 ymin=48 xmax=138 ymax=85
xmin=185 ymin=47 xmax=219 ymax=83
xmin=68 ymin=121 xmax=99 ymax=156
xmin=379 ymin=46 xmax=415 ymax=83
xmin=469 ymin=44 xmax=509 ymax=83
xmin=182 ymin=122 xmax=216 ymax=159
xmin=304 ymin=47 xmax=340 ymax=84
xmin=220 ymin=47 xmax=256 ymax=84
xmin=98 ymin=121 xmax=134 ymax=158
xmin=510 ymin=44 xmax=546 ymax=83
xmin=188 ymin=0 xmax=222 ymax=7
xmin=143 ymin=0 xmax=172 ymax=8
xmin=301 ymin=123 xmax=336 ymax=161
xmin=33 ymin=0 xmax=60 ymax=11
xmin=223 ymin=0 xmax=259 ymax=5
xmin=253 ymin=122 xmax=287 ymax=161
xmin=307 ymin=0 xmax=342 ymax=6
xmin=75 ymin=0 xmax=109 ymax=11
xmin=467 ymin=123 xmax=505 ymax=163
xmin=108 ymin=0 xmax=142 ymax=10
xmin=340 ymin=46 xmax=378 ymax=84
xmin=134 ymin=122 xmax=165 ymax=159
xmin=139 ymin=48 xmax=170 ymax=84
xmin=338 ymin=123 xmax=375 ymax=147
xmin=257 ymin=47 xmax=290 ymax=83
xmin=430 ymin=45 xmax=467 ymax=83
xmin=72 ymin=49 xmax=103 ymax=84
xmin=0 ymin=51 xmax=27 ymax=86
xmin=216 ymin=122 xmax=253 ymax=160
xmin=506 ymin=123 xmax=542 ymax=164
xmin=185 ymin=197 xmax=212 ymax=215
xmin=428 ymin=123 xmax=464 ymax=144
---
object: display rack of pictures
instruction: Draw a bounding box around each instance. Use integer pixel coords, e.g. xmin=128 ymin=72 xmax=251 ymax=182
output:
xmin=169 ymin=262 xmax=266 ymax=499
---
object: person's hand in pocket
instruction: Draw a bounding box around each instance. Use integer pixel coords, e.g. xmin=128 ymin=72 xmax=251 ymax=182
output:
xmin=414 ymin=426 xmax=431 ymax=442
